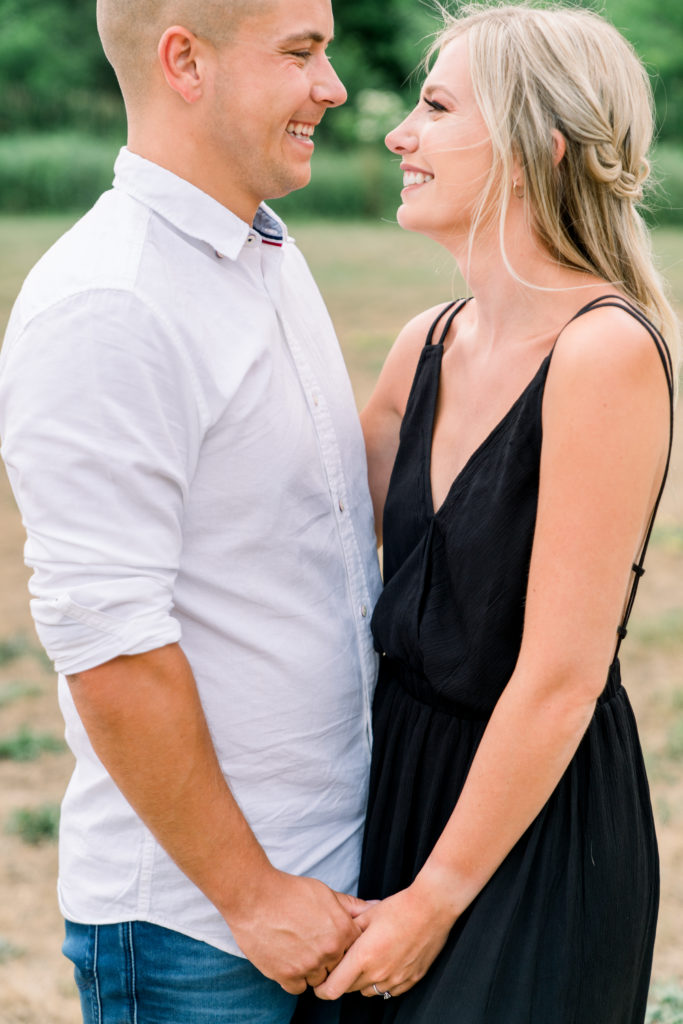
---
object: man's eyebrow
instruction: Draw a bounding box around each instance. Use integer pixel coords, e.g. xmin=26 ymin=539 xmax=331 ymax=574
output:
xmin=278 ymin=31 xmax=330 ymax=46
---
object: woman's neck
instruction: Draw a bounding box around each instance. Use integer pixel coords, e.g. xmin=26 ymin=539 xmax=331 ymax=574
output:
xmin=433 ymin=210 xmax=610 ymax=353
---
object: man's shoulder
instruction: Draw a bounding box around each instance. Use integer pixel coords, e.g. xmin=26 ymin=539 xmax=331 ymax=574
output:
xmin=16 ymin=189 xmax=152 ymax=327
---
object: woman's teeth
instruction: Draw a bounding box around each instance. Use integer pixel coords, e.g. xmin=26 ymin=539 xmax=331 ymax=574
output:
xmin=403 ymin=171 xmax=434 ymax=186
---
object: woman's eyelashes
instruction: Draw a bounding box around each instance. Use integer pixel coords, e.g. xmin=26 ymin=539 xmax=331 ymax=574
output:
xmin=424 ymin=97 xmax=448 ymax=113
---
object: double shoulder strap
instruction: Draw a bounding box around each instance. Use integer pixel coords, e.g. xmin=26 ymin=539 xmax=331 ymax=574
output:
xmin=425 ymin=299 xmax=468 ymax=347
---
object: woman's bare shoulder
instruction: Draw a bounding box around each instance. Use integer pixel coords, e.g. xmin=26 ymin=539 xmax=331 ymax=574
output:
xmin=548 ymin=299 xmax=671 ymax=407
xmin=542 ymin=298 xmax=671 ymax=486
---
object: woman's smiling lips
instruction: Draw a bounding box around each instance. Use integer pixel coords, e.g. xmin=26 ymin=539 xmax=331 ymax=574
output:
xmin=400 ymin=163 xmax=435 ymax=190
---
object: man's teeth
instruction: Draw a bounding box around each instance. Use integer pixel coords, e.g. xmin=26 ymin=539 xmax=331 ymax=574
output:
xmin=403 ymin=171 xmax=434 ymax=186
xmin=286 ymin=122 xmax=315 ymax=139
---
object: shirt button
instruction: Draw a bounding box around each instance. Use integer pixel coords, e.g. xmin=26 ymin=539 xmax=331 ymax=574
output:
xmin=246 ymin=235 xmax=256 ymax=246
xmin=361 ymin=605 xmax=368 ymax=618
xmin=338 ymin=500 xmax=345 ymax=513
xmin=215 ymin=251 xmax=224 ymax=259
xmin=312 ymin=393 xmax=319 ymax=407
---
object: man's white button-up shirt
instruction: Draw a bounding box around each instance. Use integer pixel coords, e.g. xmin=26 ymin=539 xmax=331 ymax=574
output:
xmin=0 ymin=149 xmax=382 ymax=955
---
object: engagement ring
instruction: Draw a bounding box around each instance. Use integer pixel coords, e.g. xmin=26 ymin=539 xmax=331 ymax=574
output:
xmin=372 ymin=983 xmax=392 ymax=1000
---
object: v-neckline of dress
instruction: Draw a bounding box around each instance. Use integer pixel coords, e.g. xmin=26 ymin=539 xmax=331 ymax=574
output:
xmin=427 ymin=346 xmax=553 ymax=518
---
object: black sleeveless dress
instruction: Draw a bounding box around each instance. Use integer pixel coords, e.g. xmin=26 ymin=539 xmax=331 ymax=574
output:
xmin=343 ymin=297 xmax=674 ymax=1024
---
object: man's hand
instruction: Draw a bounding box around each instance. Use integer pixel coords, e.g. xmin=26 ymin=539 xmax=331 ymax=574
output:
xmin=227 ymin=868 xmax=367 ymax=994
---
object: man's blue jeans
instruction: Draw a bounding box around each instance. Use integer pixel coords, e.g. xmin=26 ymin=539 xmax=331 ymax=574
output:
xmin=63 ymin=920 xmax=341 ymax=1024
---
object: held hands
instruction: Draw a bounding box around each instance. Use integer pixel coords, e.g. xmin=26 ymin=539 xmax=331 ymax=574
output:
xmin=314 ymin=880 xmax=455 ymax=1001
xmin=227 ymin=867 xmax=367 ymax=994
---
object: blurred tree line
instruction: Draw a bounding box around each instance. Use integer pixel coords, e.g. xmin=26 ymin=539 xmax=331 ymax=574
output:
xmin=1 ymin=0 xmax=681 ymax=142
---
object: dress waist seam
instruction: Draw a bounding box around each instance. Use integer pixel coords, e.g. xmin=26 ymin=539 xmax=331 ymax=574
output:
xmin=381 ymin=659 xmax=624 ymax=720
xmin=382 ymin=663 xmax=490 ymax=722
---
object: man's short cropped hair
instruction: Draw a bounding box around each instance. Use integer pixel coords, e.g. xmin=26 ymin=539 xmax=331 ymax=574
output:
xmin=97 ymin=0 xmax=273 ymax=101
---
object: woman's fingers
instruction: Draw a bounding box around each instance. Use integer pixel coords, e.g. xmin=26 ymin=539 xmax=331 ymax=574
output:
xmin=360 ymin=982 xmax=391 ymax=999
xmin=314 ymin=941 xmax=366 ymax=1000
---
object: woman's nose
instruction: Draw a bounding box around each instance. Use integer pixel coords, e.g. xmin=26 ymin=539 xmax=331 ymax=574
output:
xmin=385 ymin=116 xmax=417 ymax=155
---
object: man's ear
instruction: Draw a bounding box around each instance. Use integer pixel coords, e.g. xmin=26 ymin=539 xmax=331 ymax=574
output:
xmin=551 ymin=128 xmax=566 ymax=167
xmin=158 ymin=26 xmax=204 ymax=104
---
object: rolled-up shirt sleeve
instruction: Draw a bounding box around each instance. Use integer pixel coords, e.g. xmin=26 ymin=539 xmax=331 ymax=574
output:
xmin=0 ymin=288 xmax=205 ymax=674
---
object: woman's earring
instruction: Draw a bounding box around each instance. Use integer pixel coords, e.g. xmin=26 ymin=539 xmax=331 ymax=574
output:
xmin=512 ymin=178 xmax=525 ymax=199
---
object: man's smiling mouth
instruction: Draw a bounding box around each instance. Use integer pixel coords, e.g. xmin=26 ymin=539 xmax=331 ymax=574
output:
xmin=286 ymin=121 xmax=315 ymax=140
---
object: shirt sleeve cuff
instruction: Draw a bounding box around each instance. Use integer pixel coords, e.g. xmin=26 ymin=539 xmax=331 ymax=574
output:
xmin=31 ymin=593 xmax=183 ymax=675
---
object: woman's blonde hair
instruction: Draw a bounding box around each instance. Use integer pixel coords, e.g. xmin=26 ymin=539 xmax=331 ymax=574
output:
xmin=429 ymin=1 xmax=681 ymax=378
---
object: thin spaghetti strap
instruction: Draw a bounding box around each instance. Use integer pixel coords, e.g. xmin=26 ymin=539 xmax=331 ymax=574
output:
xmin=425 ymin=298 xmax=469 ymax=348
xmin=568 ymin=296 xmax=675 ymax=657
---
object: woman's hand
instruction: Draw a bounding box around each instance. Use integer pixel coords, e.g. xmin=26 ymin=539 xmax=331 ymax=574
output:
xmin=313 ymin=880 xmax=455 ymax=1001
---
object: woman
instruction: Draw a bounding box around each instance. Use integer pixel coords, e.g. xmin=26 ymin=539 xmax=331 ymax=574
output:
xmin=315 ymin=4 xmax=678 ymax=1022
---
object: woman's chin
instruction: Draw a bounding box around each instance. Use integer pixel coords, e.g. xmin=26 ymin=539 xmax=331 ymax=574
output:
xmin=396 ymin=205 xmax=423 ymax=234
xmin=396 ymin=205 xmax=440 ymax=239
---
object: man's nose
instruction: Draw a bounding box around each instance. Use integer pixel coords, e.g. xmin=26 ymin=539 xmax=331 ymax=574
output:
xmin=312 ymin=59 xmax=348 ymax=108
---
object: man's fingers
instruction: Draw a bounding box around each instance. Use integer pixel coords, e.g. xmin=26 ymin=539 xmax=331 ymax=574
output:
xmin=335 ymin=891 xmax=378 ymax=919
xmin=305 ymin=966 xmax=329 ymax=989
xmin=314 ymin=944 xmax=364 ymax=1001
xmin=334 ymin=891 xmax=366 ymax=917
xmin=354 ymin=906 xmax=379 ymax=931
xmin=279 ymin=977 xmax=308 ymax=996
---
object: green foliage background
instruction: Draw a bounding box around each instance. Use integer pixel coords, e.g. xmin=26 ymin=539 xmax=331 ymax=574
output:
xmin=605 ymin=0 xmax=683 ymax=143
xmin=0 ymin=0 xmax=121 ymax=134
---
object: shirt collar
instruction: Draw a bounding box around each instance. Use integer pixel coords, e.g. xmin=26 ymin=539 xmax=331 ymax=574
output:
xmin=112 ymin=147 xmax=286 ymax=261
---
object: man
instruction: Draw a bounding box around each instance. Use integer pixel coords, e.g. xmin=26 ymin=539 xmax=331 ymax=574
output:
xmin=0 ymin=1 xmax=381 ymax=1021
